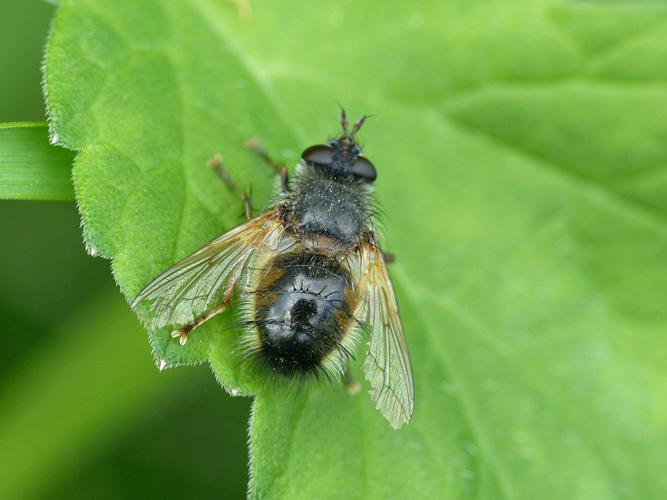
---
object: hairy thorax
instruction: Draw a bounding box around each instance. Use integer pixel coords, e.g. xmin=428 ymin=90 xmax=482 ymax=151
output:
xmin=285 ymin=172 xmax=371 ymax=249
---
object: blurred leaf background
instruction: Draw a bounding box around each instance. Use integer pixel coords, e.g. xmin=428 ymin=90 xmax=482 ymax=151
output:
xmin=2 ymin=0 xmax=667 ymax=499
xmin=0 ymin=1 xmax=248 ymax=498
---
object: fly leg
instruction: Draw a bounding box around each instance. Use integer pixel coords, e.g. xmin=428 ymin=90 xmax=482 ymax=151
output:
xmin=171 ymin=303 xmax=226 ymax=345
xmin=382 ymin=252 xmax=396 ymax=264
xmin=171 ymin=281 xmax=235 ymax=345
xmin=244 ymin=137 xmax=290 ymax=193
xmin=344 ymin=363 xmax=361 ymax=395
xmin=208 ymin=154 xmax=253 ymax=221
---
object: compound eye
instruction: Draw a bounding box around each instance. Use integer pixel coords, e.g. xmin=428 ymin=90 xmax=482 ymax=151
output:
xmin=301 ymin=144 xmax=335 ymax=166
xmin=350 ymin=156 xmax=377 ymax=181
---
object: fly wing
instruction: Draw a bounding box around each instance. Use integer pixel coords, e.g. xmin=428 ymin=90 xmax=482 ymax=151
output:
xmin=358 ymin=245 xmax=415 ymax=428
xmin=131 ymin=209 xmax=283 ymax=330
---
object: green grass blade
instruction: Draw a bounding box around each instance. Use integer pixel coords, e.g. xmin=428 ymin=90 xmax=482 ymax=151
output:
xmin=0 ymin=122 xmax=74 ymax=200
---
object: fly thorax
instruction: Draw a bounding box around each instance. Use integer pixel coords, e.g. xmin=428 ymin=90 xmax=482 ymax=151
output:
xmin=289 ymin=174 xmax=370 ymax=244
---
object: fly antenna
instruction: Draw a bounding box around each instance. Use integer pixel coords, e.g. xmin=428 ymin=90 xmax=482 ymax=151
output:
xmin=351 ymin=113 xmax=375 ymax=137
xmin=339 ymin=105 xmax=349 ymax=134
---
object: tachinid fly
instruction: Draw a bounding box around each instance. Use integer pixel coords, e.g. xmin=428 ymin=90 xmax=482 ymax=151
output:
xmin=132 ymin=110 xmax=414 ymax=428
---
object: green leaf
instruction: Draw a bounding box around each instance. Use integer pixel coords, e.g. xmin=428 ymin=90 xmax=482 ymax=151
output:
xmin=0 ymin=123 xmax=74 ymax=200
xmin=45 ymin=0 xmax=667 ymax=498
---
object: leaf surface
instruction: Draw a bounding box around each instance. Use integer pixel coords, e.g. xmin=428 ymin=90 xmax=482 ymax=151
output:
xmin=45 ymin=0 xmax=667 ymax=498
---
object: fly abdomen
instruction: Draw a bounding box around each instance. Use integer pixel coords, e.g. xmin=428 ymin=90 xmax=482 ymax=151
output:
xmin=249 ymin=252 xmax=358 ymax=376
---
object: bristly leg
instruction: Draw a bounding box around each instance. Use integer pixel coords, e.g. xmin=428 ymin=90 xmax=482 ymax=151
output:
xmin=171 ymin=297 xmax=230 ymax=345
xmin=244 ymin=137 xmax=290 ymax=193
xmin=345 ymin=363 xmax=361 ymax=395
xmin=208 ymin=154 xmax=253 ymax=220
xmin=382 ymin=251 xmax=396 ymax=264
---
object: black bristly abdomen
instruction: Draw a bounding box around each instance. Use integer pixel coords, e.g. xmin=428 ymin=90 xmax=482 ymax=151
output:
xmin=250 ymin=252 xmax=357 ymax=376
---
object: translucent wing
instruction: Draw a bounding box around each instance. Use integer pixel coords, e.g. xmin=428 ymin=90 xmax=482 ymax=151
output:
xmin=359 ymin=245 xmax=415 ymax=428
xmin=131 ymin=209 xmax=282 ymax=331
